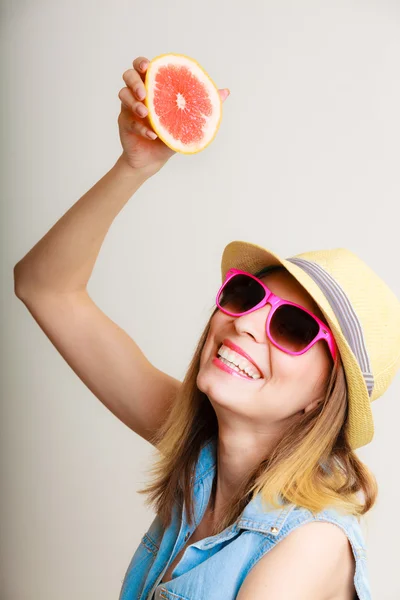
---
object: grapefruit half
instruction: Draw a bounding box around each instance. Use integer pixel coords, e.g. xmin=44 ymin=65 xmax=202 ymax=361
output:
xmin=144 ymin=53 xmax=223 ymax=154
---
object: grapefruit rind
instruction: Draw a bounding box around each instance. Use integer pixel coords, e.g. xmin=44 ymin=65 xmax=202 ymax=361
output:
xmin=144 ymin=53 xmax=223 ymax=155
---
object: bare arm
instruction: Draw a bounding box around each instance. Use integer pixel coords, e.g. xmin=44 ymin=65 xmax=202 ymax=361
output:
xmin=14 ymin=156 xmax=148 ymax=295
xmin=14 ymin=156 xmax=181 ymax=443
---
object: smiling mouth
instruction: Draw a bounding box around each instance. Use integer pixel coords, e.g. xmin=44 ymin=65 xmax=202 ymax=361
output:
xmin=214 ymin=344 xmax=263 ymax=380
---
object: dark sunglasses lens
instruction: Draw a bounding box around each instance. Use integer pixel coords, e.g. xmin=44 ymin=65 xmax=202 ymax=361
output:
xmin=218 ymin=274 xmax=266 ymax=313
xmin=270 ymin=304 xmax=319 ymax=352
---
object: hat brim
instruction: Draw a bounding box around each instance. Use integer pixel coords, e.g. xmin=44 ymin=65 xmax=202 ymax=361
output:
xmin=220 ymin=240 xmax=374 ymax=450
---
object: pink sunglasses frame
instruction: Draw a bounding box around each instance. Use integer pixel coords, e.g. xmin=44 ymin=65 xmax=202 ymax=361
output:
xmin=216 ymin=268 xmax=338 ymax=362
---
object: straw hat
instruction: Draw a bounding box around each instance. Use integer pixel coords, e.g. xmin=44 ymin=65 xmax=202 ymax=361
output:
xmin=220 ymin=241 xmax=400 ymax=450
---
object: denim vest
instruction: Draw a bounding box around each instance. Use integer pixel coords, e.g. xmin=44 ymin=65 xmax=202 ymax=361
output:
xmin=119 ymin=436 xmax=372 ymax=600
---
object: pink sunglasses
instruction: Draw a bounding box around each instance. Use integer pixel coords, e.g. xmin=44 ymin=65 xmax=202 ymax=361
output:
xmin=216 ymin=268 xmax=337 ymax=362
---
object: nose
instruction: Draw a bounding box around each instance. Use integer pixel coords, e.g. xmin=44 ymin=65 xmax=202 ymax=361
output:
xmin=233 ymin=302 xmax=273 ymax=342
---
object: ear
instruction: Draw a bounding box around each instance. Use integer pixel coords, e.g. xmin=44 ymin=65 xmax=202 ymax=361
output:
xmin=303 ymin=398 xmax=323 ymax=414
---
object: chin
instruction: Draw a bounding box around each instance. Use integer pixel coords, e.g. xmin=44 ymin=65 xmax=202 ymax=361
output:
xmin=196 ymin=368 xmax=250 ymax=411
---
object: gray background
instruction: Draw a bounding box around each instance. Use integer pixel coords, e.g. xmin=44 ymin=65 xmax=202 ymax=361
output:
xmin=2 ymin=0 xmax=400 ymax=598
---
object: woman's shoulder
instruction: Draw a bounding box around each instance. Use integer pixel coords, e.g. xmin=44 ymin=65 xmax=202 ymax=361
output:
xmin=311 ymin=506 xmax=368 ymax=551
xmin=273 ymin=502 xmax=368 ymax=564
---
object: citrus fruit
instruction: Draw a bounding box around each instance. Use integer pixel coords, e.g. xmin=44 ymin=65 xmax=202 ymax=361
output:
xmin=144 ymin=53 xmax=223 ymax=154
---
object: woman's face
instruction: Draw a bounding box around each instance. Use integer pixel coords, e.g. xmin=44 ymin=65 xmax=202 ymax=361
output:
xmin=197 ymin=268 xmax=333 ymax=435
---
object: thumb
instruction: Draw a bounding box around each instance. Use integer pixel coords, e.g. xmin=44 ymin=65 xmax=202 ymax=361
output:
xmin=219 ymin=88 xmax=230 ymax=103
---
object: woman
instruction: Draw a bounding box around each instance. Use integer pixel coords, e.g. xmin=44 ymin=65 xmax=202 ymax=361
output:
xmin=14 ymin=56 xmax=400 ymax=600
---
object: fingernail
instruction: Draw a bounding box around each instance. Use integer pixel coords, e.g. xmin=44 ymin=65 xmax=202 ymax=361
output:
xmin=137 ymin=105 xmax=148 ymax=117
xmin=140 ymin=61 xmax=148 ymax=71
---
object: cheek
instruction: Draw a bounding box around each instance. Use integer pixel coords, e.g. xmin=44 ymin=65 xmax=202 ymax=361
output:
xmin=269 ymin=348 xmax=297 ymax=378
xmin=284 ymin=351 xmax=331 ymax=405
xmin=268 ymin=349 xmax=325 ymax=406
xmin=199 ymin=325 xmax=220 ymax=367
xmin=201 ymin=314 xmax=226 ymax=357
xmin=272 ymin=341 xmax=330 ymax=379
xmin=200 ymin=339 xmax=215 ymax=368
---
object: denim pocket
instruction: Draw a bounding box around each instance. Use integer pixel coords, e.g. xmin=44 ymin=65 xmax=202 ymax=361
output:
xmin=119 ymin=526 xmax=162 ymax=600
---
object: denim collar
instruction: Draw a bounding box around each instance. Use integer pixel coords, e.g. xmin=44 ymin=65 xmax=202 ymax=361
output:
xmin=193 ymin=436 xmax=296 ymax=537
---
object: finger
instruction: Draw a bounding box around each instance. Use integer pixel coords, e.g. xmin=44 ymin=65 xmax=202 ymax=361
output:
xmin=118 ymin=87 xmax=150 ymax=119
xmin=133 ymin=56 xmax=150 ymax=72
xmin=129 ymin=117 xmax=158 ymax=140
xmin=121 ymin=67 xmax=147 ymax=101
xmin=118 ymin=104 xmax=157 ymax=140
xmin=219 ymin=88 xmax=230 ymax=103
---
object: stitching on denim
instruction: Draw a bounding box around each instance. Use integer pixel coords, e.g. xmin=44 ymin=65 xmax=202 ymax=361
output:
xmin=192 ymin=439 xmax=216 ymax=484
xmin=198 ymin=479 xmax=205 ymax=526
xmin=159 ymin=588 xmax=190 ymax=600
xmin=238 ymin=501 xmax=297 ymax=534
xmin=239 ymin=518 xmax=275 ymax=531
xmin=239 ymin=504 xmax=295 ymax=535
xmin=313 ymin=514 xmax=367 ymax=559
xmin=194 ymin=462 xmax=215 ymax=485
xmin=142 ymin=533 xmax=159 ymax=556
xmin=276 ymin=504 xmax=297 ymax=526
xmin=312 ymin=518 xmax=367 ymax=598
xmin=135 ymin=540 xmax=159 ymax=599
xmin=201 ymin=523 xmax=241 ymax=548
xmin=145 ymin=531 xmax=161 ymax=551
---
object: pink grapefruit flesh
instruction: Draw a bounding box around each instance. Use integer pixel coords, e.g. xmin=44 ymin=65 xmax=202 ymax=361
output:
xmin=144 ymin=54 xmax=223 ymax=154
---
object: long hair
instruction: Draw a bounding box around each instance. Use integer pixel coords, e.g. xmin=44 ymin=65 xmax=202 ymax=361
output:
xmin=137 ymin=266 xmax=378 ymax=536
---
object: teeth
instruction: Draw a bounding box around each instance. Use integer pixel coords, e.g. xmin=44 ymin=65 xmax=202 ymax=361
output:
xmin=219 ymin=356 xmax=260 ymax=379
xmin=217 ymin=345 xmax=261 ymax=379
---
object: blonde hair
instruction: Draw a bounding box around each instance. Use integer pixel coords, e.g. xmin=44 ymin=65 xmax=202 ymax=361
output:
xmin=138 ymin=269 xmax=378 ymax=536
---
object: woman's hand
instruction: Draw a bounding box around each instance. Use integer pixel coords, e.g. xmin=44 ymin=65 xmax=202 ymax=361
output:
xmin=117 ymin=56 xmax=230 ymax=177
